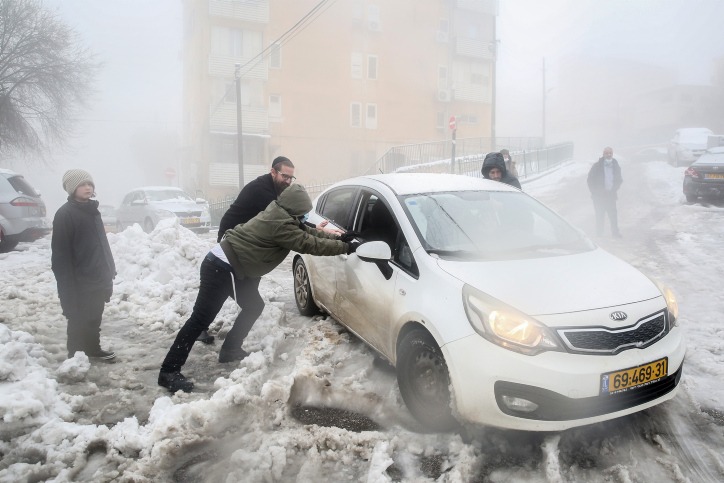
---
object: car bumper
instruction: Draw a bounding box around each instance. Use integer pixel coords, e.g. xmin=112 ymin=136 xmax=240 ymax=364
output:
xmin=683 ymin=178 xmax=724 ymax=198
xmin=443 ymin=326 xmax=686 ymax=431
xmin=3 ymin=217 xmax=51 ymax=242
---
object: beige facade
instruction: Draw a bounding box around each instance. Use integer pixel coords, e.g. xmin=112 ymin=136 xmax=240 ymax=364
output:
xmin=182 ymin=0 xmax=498 ymax=198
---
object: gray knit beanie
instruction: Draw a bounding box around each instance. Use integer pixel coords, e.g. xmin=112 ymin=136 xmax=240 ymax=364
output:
xmin=62 ymin=169 xmax=94 ymax=196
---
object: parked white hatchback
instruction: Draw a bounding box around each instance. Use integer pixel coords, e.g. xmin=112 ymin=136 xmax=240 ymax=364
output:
xmin=293 ymin=173 xmax=684 ymax=432
xmin=115 ymin=186 xmax=211 ymax=233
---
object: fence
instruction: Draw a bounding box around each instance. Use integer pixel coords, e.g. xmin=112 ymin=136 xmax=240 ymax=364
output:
xmin=208 ymin=140 xmax=574 ymax=225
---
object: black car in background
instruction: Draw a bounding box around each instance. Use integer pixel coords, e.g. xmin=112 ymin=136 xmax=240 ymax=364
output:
xmin=683 ymin=147 xmax=724 ymax=203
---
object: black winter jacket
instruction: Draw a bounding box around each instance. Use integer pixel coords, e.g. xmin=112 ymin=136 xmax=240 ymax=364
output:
xmin=217 ymin=173 xmax=278 ymax=242
xmin=587 ymin=157 xmax=623 ymax=200
xmin=481 ymin=152 xmax=522 ymax=189
xmin=51 ymin=198 xmax=116 ymax=315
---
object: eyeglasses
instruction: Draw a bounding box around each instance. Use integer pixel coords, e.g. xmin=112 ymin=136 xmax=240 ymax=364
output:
xmin=275 ymin=169 xmax=296 ymax=182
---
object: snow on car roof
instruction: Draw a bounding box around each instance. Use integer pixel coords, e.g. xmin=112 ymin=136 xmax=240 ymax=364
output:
xmin=340 ymin=173 xmax=518 ymax=196
xmin=138 ymin=186 xmax=186 ymax=191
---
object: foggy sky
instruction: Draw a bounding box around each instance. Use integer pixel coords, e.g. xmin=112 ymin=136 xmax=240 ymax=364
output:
xmin=13 ymin=0 xmax=724 ymax=213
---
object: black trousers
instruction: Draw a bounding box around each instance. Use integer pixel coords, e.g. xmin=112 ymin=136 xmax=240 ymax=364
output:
xmin=160 ymin=257 xmax=264 ymax=373
xmin=593 ymin=193 xmax=619 ymax=235
xmin=66 ymin=289 xmax=107 ymax=356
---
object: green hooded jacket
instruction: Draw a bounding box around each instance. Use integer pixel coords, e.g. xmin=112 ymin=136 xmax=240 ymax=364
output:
xmin=220 ymin=184 xmax=348 ymax=278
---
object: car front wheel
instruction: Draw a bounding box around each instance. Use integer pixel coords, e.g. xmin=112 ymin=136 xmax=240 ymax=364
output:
xmin=293 ymin=258 xmax=320 ymax=316
xmin=397 ymin=330 xmax=458 ymax=432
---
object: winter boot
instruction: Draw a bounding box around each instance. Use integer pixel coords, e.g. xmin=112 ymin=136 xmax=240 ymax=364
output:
xmin=158 ymin=371 xmax=194 ymax=393
xmin=197 ymin=330 xmax=215 ymax=344
xmin=86 ymin=348 xmax=116 ymax=361
xmin=218 ymin=348 xmax=249 ymax=363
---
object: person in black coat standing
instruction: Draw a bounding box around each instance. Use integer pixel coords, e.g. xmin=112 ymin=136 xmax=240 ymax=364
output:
xmin=51 ymin=169 xmax=117 ymax=361
xmin=481 ymin=152 xmax=522 ymax=189
xmin=587 ymin=146 xmax=623 ymax=237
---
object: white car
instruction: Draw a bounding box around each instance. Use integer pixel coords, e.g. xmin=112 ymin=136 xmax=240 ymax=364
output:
xmin=667 ymin=127 xmax=713 ymax=166
xmin=116 ymin=186 xmax=211 ymax=233
xmin=293 ymin=173 xmax=684 ymax=432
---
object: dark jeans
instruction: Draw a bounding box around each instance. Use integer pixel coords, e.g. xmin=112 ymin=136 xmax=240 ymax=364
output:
xmin=160 ymin=257 xmax=264 ymax=373
xmin=593 ymin=193 xmax=619 ymax=235
xmin=66 ymin=289 xmax=107 ymax=356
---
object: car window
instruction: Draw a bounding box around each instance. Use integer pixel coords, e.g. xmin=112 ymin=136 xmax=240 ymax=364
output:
xmin=6 ymin=175 xmax=39 ymax=197
xmin=318 ymin=187 xmax=357 ymax=229
xmin=402 ymin=190 xmax=594 ymax=260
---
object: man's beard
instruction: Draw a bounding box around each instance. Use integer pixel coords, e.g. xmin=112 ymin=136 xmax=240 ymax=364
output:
xmin=274 ymin=180 xmax=289 ymax=195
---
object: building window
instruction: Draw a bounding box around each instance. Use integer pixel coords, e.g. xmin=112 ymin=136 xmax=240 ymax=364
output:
xmin=351 ymin=53 xmax=363 ymax=79
xmin=367 ymin=4 xmax=380 ymax=31
xmin=350 ymin=102 xmax=362 ymax=127
xmin=438 ymin=65 xmax=448 ymax=89
xmin=367 ymin=55 xmax=378 ymax=80
xmin=211 ymin=26 xmax=262 ymax=58
xmin=436 ymin=111 xmax=445 ymax=129
xmin=269 ymin=42 xmax=281 ymax=69
xmin=365 ymin=103 xmax=377 ymax=129
xmin=269 ymin=94 xmax=281 ymax=120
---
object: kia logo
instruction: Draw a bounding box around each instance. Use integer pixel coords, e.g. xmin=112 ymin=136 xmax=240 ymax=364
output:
xmin=610 ymin=311 xmax=628 ymax=321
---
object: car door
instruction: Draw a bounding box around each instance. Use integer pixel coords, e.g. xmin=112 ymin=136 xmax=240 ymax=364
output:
xmin=333 ymin=192 xmax=407 ymax=355
xmin=307 ymin=186 xmax=358 ymax=310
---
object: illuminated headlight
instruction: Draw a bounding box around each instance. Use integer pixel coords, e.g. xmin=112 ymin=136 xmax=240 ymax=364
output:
xmin=462 ymin=284 xmax=564 ymax=355
xmin=656 ymin=282 xmax=679 ymax=329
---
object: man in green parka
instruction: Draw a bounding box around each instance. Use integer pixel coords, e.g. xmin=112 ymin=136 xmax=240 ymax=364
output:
xmin=159 ymin=184 xmax=358 ymax=392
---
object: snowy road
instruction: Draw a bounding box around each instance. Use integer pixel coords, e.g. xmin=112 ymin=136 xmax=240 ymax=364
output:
xmin=1 ymin=158 xmax=723 ymax=482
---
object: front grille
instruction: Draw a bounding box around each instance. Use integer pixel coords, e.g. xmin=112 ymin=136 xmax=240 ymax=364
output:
xmin=558 ymin=311 xmax=666 ymax=355
xmin=495 ymin=364 xmax=683 ymax=421
xmin=174 ymin=211 xmax=202 ymax=217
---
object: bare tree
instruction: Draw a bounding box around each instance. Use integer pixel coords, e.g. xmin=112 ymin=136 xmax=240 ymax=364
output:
xmin=0 ymin=0 xmax=98 ymax=160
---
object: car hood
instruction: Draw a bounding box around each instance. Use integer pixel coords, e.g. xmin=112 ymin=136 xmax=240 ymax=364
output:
xmin=436 ymin=248 xmax=661 ymax=316
xmin=150 ymin=201 xmax=200 ymax=212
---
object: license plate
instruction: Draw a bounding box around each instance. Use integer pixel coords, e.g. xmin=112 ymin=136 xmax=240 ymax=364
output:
xmin=181 ymin=217 xmax=200 ymax=225
xmin=600 ymin=357 xmax=668 ymax=395
xmin=704 ymin=173 xmax=724 ymax=179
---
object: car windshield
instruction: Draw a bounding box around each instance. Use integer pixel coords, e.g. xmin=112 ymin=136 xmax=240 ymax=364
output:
xmin=402 ymin=190 xmax=594 ymax=260
xmin=145 ymin=190 xmax=193 ymax=202
xmin=6 ymin=175 xmax=40 ymax=197
xmin=678 ymin=130 xmax=712 ymax=144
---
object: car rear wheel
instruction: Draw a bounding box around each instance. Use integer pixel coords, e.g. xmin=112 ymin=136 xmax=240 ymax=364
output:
xmin=397 ymin=329 xmax=458 ymax=432
xmin=293 ymin=258 xmax=320 ymax=316
xmin=685 ymin=193 xmax=696 ymax=203
xmin=143 ymin=218 xmax=154 ymax=233
xmin=0 ymin=228 xmax=19 ymax=253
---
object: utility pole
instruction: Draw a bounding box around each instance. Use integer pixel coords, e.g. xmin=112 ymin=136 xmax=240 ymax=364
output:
xmin=235 ymin=63 xmax=245 ymax=189
xmin=490 ymin=18 xmax=497 ymax=151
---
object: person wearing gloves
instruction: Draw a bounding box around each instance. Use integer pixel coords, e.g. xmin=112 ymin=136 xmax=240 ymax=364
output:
xmin=158 ymin=183 xmax=359 ymax=393
xmin=51 ymin=169 xmax=117 ymax=361
xmin=481 ymin=151 xmax=522 ymax=189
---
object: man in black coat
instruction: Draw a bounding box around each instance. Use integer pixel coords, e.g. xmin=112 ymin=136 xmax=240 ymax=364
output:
xmin=587 ymin=146 xmax=623 ymax=237
xmin=51 ymin=169 xmax=117 ymax=361
xmin=481 ymin=152 xmax=522 ymax=189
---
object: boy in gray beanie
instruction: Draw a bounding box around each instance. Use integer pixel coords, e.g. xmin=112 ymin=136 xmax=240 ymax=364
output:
xmin=51 ymin=169 xmax=117 ymax=361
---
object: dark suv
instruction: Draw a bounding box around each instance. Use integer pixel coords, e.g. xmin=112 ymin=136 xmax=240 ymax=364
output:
xmin=0 ymin=168 xmax=51 ymax=252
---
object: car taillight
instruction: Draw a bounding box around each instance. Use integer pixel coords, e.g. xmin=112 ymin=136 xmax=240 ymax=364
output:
xmin=684 ymin=167 xmax=699 ymax=178
xmin=10 ymin=196 xmax=39 ymax=207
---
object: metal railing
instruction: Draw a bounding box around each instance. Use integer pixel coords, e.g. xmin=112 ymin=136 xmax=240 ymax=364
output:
xmin=209 ymin=141 xmax=575 ymax=220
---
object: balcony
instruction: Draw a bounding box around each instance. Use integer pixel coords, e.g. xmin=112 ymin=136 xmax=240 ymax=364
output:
xmin=209 ymin=54 xmax=268 ymax=80
xmin=455 ymin=38 xmax=494 ymax=60
xmin=209 ymin=0 xmax=269 ymax=23
xmin=209 ymin=104 xmax=268 ymax=133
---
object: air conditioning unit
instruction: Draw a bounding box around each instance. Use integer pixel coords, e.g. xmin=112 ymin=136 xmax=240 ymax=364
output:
xmin=368 ymin=20 xmax=380 ymax=31
xmin=437 ymin=89 xmax=451 ymax=102
xmin=436 ymin=31 xmax=449 ymax=43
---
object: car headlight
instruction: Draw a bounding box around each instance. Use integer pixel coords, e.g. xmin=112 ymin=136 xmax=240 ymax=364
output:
xmin=655 ymin=282 xmax=678 ymax=329
xmin=462 ymin=284 xmax=564 ymax=355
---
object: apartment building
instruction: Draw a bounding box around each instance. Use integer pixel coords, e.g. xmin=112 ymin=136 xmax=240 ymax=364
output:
xmin=182 ymin=0 xmax=498 ymax=198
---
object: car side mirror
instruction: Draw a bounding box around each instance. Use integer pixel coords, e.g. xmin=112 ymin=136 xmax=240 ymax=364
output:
xmin=356 ymin=240 xmax=391 ymax=261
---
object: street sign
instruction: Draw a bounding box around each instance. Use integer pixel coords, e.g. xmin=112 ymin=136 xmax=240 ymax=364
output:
xmin=449 ymin=115 xmax=456 ymax=130
xmin=164 ymin=167 xmax=176 ymax=179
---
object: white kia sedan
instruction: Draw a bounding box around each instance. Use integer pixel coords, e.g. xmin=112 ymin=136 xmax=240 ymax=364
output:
xmin=293 ymin=173 xmax=684 ymax=432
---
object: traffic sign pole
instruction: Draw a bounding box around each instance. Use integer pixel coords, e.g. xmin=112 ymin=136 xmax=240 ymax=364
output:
xmin=449 ymin=116 xmax=457 ymax=173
